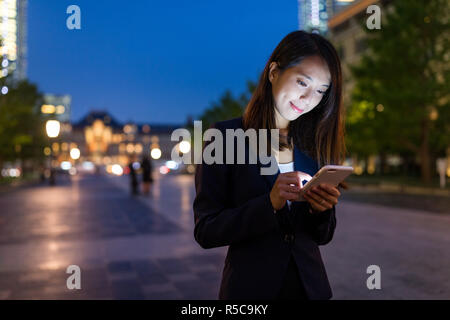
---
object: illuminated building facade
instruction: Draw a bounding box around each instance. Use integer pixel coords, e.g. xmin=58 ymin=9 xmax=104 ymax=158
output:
xmin=0 ymin=0 xmax=27 ymax=81
xmin=70 ymin=111 xmax=182 ymax=167
xmin=298 ymin=0 xmax=355 ymax=35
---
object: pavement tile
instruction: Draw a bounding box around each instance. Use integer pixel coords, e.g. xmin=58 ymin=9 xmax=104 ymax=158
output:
xmin=144 ymin=290 xmax=183 ymax=300
xmin=165 ymin=273 xmax=199 ymax=283
xmin=195 ymin=270 xmax=222 ymax=283
xmin=110 ymin=279 xmax=145 ymax=300
xmin=0 ymin=271 xmax=18 ymax=288
xmin=172 ymin=279 xmax=214 ymax=293
xmin=136 ymin=271 xmax=169 ymax=285
xmin=0 ymin=290 xmax=11 ymax=300
xmin=156 ymin=258 xmax=191 ymax=274
xmin=141 ymin=283 xmax=178 ymax=296
xmin=107 ymin=261 xmax=133 ymax=273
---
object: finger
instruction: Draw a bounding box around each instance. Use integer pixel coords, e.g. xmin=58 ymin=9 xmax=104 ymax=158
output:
xmin=279 ymin=184 xmax=300 ymax=193
xmin=282 ymin=171 xmax=311 ymax=184
xmin=319 ymin=183 xmax=341 ymax=197
xmin=310 ymin=187 xmax=338 ymax=206
xmin=295 ymin=171 xmax=313 ymax=180
xmin=280 ymin=190 xmax=300 ymax=201
xmin=303 ymin=193 xmax=330 ymax=212
xmin=304 ymin=188 xmax=322 ymax=203
xmin=279 ymin=175 xmax=301 ymax=187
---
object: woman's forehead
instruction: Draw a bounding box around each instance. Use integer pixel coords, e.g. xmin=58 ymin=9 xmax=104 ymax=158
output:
xmin=290 ymin=57 xmax=331 ymax=82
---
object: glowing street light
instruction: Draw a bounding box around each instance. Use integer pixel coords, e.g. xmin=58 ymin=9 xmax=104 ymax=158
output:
xmin=151 ymin=148 xmax=162 ymax=160
xmin=46 ymin=120 xmax=61 ymax=138
xmin=45 ymin=120 xmax=61 ymax=185
xmin=179 ymin=141 xmax=191 ymax=154
xmin=70 ymin=148 xmax=81 ymax=160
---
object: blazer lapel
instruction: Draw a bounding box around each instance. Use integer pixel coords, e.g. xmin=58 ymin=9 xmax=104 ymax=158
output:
xmin=294 ymin=146 xmax=319 ymax=186
xmin=256 ymin=150 xmax=279 ymax=190
xmin=257 ymin=144 xmax=319 ymax=190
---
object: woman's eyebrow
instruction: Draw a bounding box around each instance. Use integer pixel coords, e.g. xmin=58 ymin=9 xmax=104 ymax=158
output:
xmin=299 ymin=73 xmax=313 ymax=81
xmin=299 ymin=73 xmax=330 ymax=87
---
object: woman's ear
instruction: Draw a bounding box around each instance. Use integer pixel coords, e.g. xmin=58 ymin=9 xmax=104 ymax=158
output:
xmin=269 ymin=61 xmax=279 ymax=83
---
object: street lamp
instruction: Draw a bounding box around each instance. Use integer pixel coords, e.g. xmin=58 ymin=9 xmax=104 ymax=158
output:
xmin=179 ymin=141 xmax=191 ymax=154
xmin=46 ymin=120 xmax=61 ymax=185
xmin=151 ymin=147 xmax=162 ymax=160
xmin=46 ymin=120 xmax=61 ymax=138
xmin=70 ymin=148 xmax=81 ymax=160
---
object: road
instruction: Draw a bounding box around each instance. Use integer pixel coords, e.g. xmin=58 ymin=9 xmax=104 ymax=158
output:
xmin=0 ymin=171 xmax=449 ymax=299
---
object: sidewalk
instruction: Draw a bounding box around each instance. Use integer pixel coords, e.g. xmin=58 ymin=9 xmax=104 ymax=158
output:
xmin=347 ymin=182 xmax=450 ymax=197
xmin=0 ymin=173 xmax=226 ymax=300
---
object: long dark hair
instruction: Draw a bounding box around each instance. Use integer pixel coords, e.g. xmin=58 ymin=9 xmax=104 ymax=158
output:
xmin=243 ymin=30 xmax=347 ymax=171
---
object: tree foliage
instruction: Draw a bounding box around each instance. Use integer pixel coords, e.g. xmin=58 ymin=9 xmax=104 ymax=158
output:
xmin=199 ymin=80 xmax=256 ymax=130
xmin=348 ymin=0 xmax=450 ymax=180
xmin=0 ymin=77 xmax=46 ymax=168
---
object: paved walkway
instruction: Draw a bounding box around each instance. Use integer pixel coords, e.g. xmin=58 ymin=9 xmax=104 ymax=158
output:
xmin=0 ymin=173 xmax=226 ymax=300
xmin=0 ymin=171 xmax=449 ymax=300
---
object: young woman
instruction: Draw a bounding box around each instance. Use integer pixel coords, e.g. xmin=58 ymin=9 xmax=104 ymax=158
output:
xmin=193 ymin=30 xmax=347 ymax=300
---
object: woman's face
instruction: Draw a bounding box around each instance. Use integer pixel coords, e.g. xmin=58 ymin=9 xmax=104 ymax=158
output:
xmin=269 ymin=55 xmax=331 ymax=126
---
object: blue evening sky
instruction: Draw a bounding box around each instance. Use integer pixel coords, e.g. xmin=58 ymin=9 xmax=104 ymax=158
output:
xmin=28 ymin=0 xmax=299 ymax=124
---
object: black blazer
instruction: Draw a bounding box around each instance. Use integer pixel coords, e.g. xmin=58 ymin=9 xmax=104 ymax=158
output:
xmin=193 ymin=117 xmax=336 ymax=300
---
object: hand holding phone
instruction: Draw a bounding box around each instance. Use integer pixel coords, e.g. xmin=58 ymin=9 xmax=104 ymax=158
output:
xmin=296 ymin=165 xmax=354 ymax=201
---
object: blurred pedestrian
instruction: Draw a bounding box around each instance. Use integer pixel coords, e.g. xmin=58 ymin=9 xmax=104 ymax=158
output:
xmin=128 ymin=156 xmax=139 ymax=195
xmin=141 ymin=156 xmax=154 ymax=195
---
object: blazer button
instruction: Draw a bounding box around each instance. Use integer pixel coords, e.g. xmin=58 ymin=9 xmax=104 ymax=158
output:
xmin=284 ymin=234 xmax=295 ymax=243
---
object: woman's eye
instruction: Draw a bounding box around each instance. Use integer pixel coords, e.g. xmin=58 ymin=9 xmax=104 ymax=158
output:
xmin=297 ymin=80 xmax=307 ymax=87
xmin=317 ymin=90 xmax=326 ymax=95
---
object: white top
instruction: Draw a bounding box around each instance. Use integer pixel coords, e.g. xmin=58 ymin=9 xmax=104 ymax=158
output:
xmin=278 ymin=161 xmax=294 ymax=210
xmin=278 ymin=161 xmax=294 ymax=174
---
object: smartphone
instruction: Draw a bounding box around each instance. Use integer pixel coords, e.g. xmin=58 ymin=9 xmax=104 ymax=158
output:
xmin=296 ymin=165 xmax=354 ymax=201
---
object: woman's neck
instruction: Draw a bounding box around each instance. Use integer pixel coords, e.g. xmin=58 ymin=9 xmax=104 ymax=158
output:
xmin=274 ymin=107 xmax=289 ymax=130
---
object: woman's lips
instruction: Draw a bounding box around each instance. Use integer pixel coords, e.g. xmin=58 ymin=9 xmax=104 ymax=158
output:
xmin=290 ymin=102 xmax=304 ymax=113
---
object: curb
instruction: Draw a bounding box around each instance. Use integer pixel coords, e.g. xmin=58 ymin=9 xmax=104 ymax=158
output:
xmin=347 ymin=183 xmax=450 ymax=197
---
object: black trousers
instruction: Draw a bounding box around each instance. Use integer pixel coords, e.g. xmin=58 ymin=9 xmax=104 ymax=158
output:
xmin=276 ymin=255 xmax=309 ymax=300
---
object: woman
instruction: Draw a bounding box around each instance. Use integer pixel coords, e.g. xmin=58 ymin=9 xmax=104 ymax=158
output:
xmin=193 ymin=30 xmax=347 ymax=300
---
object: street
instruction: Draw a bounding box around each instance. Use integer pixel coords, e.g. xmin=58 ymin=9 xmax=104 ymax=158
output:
xmin=0 ymin=172 xmax=449 ymax=299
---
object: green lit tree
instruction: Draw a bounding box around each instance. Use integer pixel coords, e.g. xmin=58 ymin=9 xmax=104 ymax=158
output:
xmin=348 ymin=0 xmax=450 ymax=184
xmin=197 ymin=80 xmax=256 ymax=131
xmin=0 ymin=76 xmax=46 ymax=175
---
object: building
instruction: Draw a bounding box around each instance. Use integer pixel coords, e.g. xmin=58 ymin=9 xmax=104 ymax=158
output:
xmin=298 ymin=0 xmax=355 ymax=35
xmin=68 ymin=111 xmax=183 ymax=168
xmin=41 ymin=94 xmax=72 ymax=123
xmin=0 ymin=0 xmax=27 ymax=82
xmin=327 ymin=0 xmax=389 ymax=114
xmin=327 ymin=0 xmax=392 ymax=174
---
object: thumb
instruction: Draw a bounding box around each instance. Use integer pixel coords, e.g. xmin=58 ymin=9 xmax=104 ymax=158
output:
xmin=297 ymin=171 xmax=313 ymax=188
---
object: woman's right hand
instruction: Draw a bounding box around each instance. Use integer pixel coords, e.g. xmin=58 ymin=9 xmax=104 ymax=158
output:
xmin=270 ymin=171 xmax=311 ymax=211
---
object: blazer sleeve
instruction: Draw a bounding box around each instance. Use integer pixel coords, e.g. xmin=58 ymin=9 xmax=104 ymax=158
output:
xmin=304 ymin=204 xmax=337 ymax=246
xmin=193 ymin=123 xmax=281 ymax=249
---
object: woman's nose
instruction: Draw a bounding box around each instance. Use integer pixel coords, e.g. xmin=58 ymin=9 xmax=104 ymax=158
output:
xmin=300 ymin=93 xmax=312 ymax=108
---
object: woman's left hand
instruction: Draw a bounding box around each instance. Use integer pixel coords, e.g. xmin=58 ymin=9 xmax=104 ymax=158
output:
xmin=303 ymin=183 xmax=340 ymax=213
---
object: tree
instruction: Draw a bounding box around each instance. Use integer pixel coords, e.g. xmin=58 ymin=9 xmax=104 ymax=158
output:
xmin=0 ymin=77 xmax=46 ymax=173
xmin=348 ymin=0 xmax=450 ymax=184
xmin=198 ymin=80 xmax=256 ymax=130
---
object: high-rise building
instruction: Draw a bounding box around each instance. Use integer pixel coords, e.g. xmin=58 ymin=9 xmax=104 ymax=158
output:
xmin=0 ymin=0 xmax=27 ymax=82
xmin=41 ymin=94 xmax=72 ymax=123
xmin=298 ymin=0 xmax=355 ymax=35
